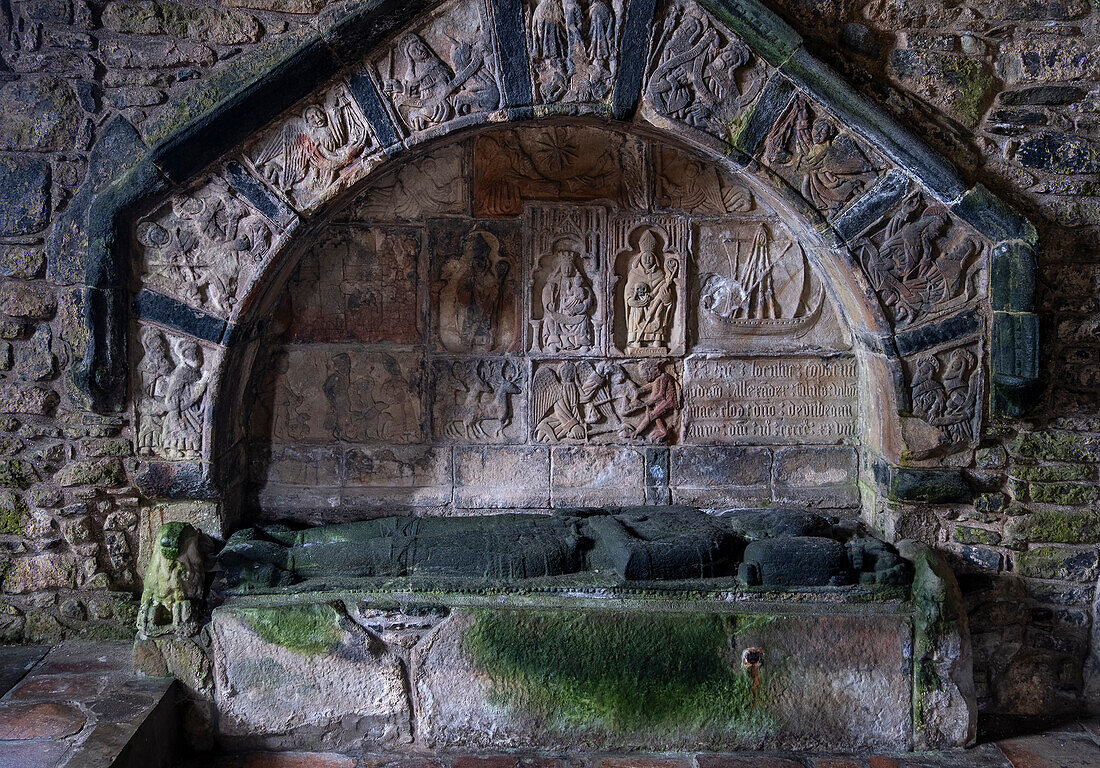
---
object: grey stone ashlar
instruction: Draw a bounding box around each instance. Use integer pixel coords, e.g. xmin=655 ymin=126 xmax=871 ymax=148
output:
xmin=62 ymin=0 xmax=1037 ymax=426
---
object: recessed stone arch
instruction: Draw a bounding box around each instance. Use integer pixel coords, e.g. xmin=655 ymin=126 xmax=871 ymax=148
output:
xmin=56 ymin=0 xmax=1037 ymax=531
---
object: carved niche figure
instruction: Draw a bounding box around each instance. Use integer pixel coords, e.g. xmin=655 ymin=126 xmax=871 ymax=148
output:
xmin=270 ymin=353 xmax=311 ymax=442
xmin=763 ymin=97 xmax=881 ymax=218
xmin=529 ymin=206 xmax=607 ymax=354
xmin=910 ymin=346 xmax=980 ymax=446
xmin=655 ymin=144 xmax=753 ymax=214
xmin=473 ymin=126 xmax=645 ymax=217
xmin=645 ymin=0 xmax=763 ymax=134
xmin=526 ymin=0 xmax=621 ymax=103
xmin=250 ymin=85 xmax=371 ymax=210
xmin=433 ymin=359 xmax=525 ymax=441
xmin=616 ymin=226 xmax=681 ymax=354
xmin=137 ymin=327 xmax=212 ymax=461
xmin=379 ymin=25 xmax=501 ymax=133
xmin=319 ymin=351 xmax=421 ymax=444
xmin=436 ymin=227 xmax=518 ymax=353
xmin=138 ymin=522 xmax=207 ymax=639
xmin=854 ymin=195 xmax=983 ymax=326
xmin=351 ymin=143 xmax=466 ymax=220
xmin=137 ymin=177 xmax=274 ymax=318
xmin=532 ymin=359 xmax=680 ymax=443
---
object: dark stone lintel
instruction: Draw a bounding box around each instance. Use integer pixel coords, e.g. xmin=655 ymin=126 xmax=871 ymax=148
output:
xmin=732 ymin=74 xmax=795 ymax=157
xmin=611 ymin=0 xmax=658 ymax=120
xmin=490 ymin=0 xmax=533 ymax=110
xmin=133 ymin=290 xmax=228 ymax=345
xmin=224 ymin=161 xmax=297 ymax=230
xmin=346 ymin=69 xmax=402 ymax=151
xmin=894 ymin=311 xmax=981 ymax=358
xmin=834 ymin=169 xmax=911 ymax=243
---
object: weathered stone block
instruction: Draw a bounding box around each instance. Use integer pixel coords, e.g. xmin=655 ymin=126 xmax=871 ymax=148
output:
xmin=211 ymin=602 xmax=412 ymax=750
xmin=454 ymin=447 xmax=549 ymax=509
xmin=1006 ymin=511 xmax=1100 ymax=545
xmin=551 ymin=446 xmax=645 ymax=507
xmin=1015 ymin=547 xmax=1099 ymax=582
xmin=343 ymin=446 xmax=453 ymax=509
xmin=0 ymin=700 xmax=86 ymax=738
xmin=0 ymin=283 xmax=56 ymax=319
xmin=0 ymin=155 xmax=50 ymax=236
xmin=3 ymin=553 xmax=78 ymax=593
xmin=0 ymin=77 xmax=81 ymax=152
xmin=670 ymin=446 xmax=771 ymax=507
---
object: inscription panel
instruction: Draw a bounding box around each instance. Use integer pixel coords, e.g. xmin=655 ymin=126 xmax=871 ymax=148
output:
xmin=683 ymin=357 xmax=858 ymax=444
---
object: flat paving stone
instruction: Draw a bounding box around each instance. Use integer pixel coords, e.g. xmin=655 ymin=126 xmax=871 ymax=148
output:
xmin=0 ymin=739 xmax=71 ymax=767
xmin=33 ymin=641 xmax=132 ymax=676
xmin=0 ymin=701 xmax=86 ymax=739
xmin=0 ymin=645 xmax=48 ymax=696
xmin=9 ymin=673 xmax=106 ymax=701
xmin=997 ymin=732 xmax=1100 ymax=768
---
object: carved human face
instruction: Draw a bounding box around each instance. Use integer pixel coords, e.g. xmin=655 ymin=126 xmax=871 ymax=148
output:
xmin=304 ymin=105 xmax=327 ymax=128
xmin=811 ymin=118 xmax=836 ymax=144
xmin=405 ymin=36 xmax=431 ymax=63
xmin=179 ymin=342 xmax=203 ymax=370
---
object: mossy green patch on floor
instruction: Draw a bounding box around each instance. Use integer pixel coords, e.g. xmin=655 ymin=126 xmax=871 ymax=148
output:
xmin=239 ymin=603 xmax=344 ymax=655
xmin=465 ymin=609 xmax=776 ymax=736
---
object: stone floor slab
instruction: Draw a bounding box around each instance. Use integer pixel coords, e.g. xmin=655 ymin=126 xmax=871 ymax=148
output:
xmin=8 ymin=673 xmax=106 ymax=701
xmin=997 ymin=732 xmax=1100 ymax=768
xmin=0 ymin=701 xmax=86 ymax=739
xmin=0 ymin=645 xmax=48 ymax=696
xmin=0 ymin=739 xmax=71 ymax=767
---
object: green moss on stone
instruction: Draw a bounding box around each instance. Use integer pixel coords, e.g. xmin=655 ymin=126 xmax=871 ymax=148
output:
xmin=1008 ymin=510 xmax=1100 ymax=544
xmin=0 ymin=460 xmax=34 ymax=489
xmin=1015 ymin=546 xmax=1098 ymax=581
xmin=1010 ymin=463 xmax=1094 ymax=482
xmin=1028 ymin=482 xmax=1098 ymax=506
xmin=239 ymin=603 xmax=344 ymax=655
xmin=1011 ymin=431 xmax=1100 ymax=463
xmin=952 ymin=525 xmax=1001 ymax=546
xmin=465 ymin=609 xmax=776 ymax=736
xmin=943 ymin=56 xmax=994 ymax=127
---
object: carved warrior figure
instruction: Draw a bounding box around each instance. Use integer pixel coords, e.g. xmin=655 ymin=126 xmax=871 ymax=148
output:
xmin=647 ymin=2 xmax=761 ymax=131
xmin=252 ymin=88 xmax=368 ymax=208
xmin=911 ymin=347 xmax=979 ymax=445
xmin=382 ymin=31 xmax=500 ymax=132
xmin=137 ymin=329 xmax=210 ymax=460
xmin=532 ymin=360 xmax=679 ymax=443
xmin=138 ymin=522 xmax=205 ymax=639
xmin=764 ymin=98 xmax=880 ymax=218
xmin=138 ymin=180 xmax=273 ymax=316
xmin=436 ymin=359 xmax=523 ymax=440
xmin=622 ymin=227 xmax=678 ymax=351
xmin=856 ymin=197 xmax=982 ymax=326
xmin=439 ymin=229 xmax=513 ymax=352
xmin=538 ymin=237 xmax=596 ymax=352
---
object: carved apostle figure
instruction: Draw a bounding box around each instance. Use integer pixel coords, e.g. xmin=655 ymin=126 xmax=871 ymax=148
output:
xmin=540 ymin=237 xmax=595 ymax=351
xmin=136 ymin=328 xmax=174 ymax=455
xmin=161 ymin=340 xmax=208 ymax=459
xmin=440 ymin=230 xmax=511 ymax=352
xmin=323 ymin=353 xmax=374 ymax=441
xmin=623 ymin=228 xmax=678 ymax=350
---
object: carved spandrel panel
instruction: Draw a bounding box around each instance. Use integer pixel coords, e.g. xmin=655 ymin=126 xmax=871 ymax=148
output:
xmin=346 ymin=143 xmax=467 ymax=221
xmin=853 ymin=194 xmax=986 ymax=328
xmin=270 ymin=348 xmax=423 ymax=444
xmin=905 ymin=342 xmax=982 ymax=456
xmin=643 ymin=0 xmax=766 ymax=139
xmin=527 ymin=205 xmax=608 ymax=355
xmin=430 ymin=220 xmax=521 ymax=354
xmin=655 ymin=143 xmax=754 ymax=214
xmin=287 ymin=226 xmax=422 ymax=345
xmin=135 ymin=173 xmax=280 ymax=320
xmin=473 ymin=125 xmax=647 ymax=217
xmin=610 ymin=217 xmax=689 ymax=356
xmin=371 ymin=0 xmax=503 ymax=139
xmin=245 ymin=83 xmax=379 ymax=213
xmin=682 ymin=357 xmax=858 ymax=444
xmin=762 ymin=95 xmax=885 ymax=219
xmin=525 ymin=0 xmax=623 ymax=106
xmin=431 ymin=358 xmax=527 ymax=443
xmin=531 ymin=359 xmax=681 ymax=444
xmin=135 ymin=322 xmax=221 ymax=461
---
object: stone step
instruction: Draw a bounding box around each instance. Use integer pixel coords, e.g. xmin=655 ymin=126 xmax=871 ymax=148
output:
xmin=0 ymin=641 xmax=179 ymax=768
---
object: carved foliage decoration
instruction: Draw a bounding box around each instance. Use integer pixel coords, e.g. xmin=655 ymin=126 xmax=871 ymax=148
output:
xmin=136 ymin=174 xmax=277 ymax=319
xmin=644 ymin=0 xmax=765 ymax=137
xmin=247 ymin=83 xmax=376 ymax=212
xmin=907 ymin=342 xmax=982 ymax=453
xmin=473 ymin=125 xmax=646 ymax=217
xmin=372 ymin=0 xmax=502 ymax=136
xmin=611 ymin=217 xmax=689 ymax=356
xmin=531 ymin=359 xmax=681 ymax=444
xmin=432 ymin=358 xmax=526 ymax=442
xmin=527 ymin=205 xmax=608 ymax=355
xmin=853 ymin=194 xmax=985 ymax=327
xmin=762 ymin=96 xmax=884 ymax=219
xmin=525 ymin=0 xmax=623 ymax=105
xmin=136 ymin=323 xmax=220 ymax=461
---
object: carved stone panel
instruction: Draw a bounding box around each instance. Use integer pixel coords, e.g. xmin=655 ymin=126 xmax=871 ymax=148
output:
xmin=655 ymin=144 xmax=754 ymax=215
xmin=430 ymin=220 xmax=521 ymax=354
xmin=853 ymin=194 xmax=986 ymax=328
xmin=370 ymin=0 xmax=503 ymax=140
xmin=345 ymin=143 xmax=468 ymax=221
xmin=473 ymin=126 xmax=647 ymax=217
xmin=524 ymin=0 xmax=623 ymax=107
xmin=269 ymin=348 xmax=423 ymax=444
xmin=527 ymin=205 xmax=608 ymax=355
xmin=904 ymin=342 xmax=982 ymax=458
xmin=245 ymin=82 xmax=379 ymax=213
xmin=643 ymin=0 xmax=767 ymax=140
xmin=135 ymin=173 xmax=281 ymax=320
xmin=344 ymin=446 xmax=454 ymax=509
xmin=762 ymin=96 xmax=884 ymax=219
xmin=682 ymin=357 xmax=858 ymax=444
xmin=530 ymin=359 xmax=681 ymax=444
xmin=287 ymin=226 xmax=422 ymax=344
xmin=135 ymin=322 xmax=221 ymax=461
xmin=431 ymin=358 xmax=527 ymax=443
xmin=610 ymin=217 xmax=689 ymax=356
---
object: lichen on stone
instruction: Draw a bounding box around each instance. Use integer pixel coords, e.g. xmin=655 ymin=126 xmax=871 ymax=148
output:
xmin=238 ymin=603 xmax=344 ymax=654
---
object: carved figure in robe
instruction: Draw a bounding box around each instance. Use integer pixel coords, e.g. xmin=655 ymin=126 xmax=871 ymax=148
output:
xmin=533 ymin=361 xmax=605 ymax=441
xmin=737 ymin=225 xmax=778 ymax=319
xmin=910 ymin=355 xmax=946 ymax=424
xmin=323 ymin=353 xmax=379 ymax=441
xmin=622 ymin=360 xmax=679 ymax=443
xmin=530 ymin=0 xmax=569 ymax=62
xmin=378 ymin=360 xmax=418 ymax=441
xmin=136 ymin=327 xmax=173 ymax=455
xmin=941 ymin=349 xmax=977 ymax=443
xmin=440 ymin=230 xmax=511 ymax=352
xmin=161 ymin=340 xmax=207 ymax=459
xmin=272 ymin=354 xmax=311 ymax=442
xmin=540 ymin=238 xmax=595 ymax=351
xmin=587 ymin=0 xmax=615 ymax=59
xmin=623 ymin=228 xmax=678 ymax=350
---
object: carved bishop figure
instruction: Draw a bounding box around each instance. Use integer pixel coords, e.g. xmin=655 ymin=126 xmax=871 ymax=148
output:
xmin=623 ymin=228 xmax=678 ymax=351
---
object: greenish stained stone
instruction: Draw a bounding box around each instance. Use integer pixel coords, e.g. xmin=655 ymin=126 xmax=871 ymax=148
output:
xmin=1010 ymin=431 xmax=1100 ymax=463
xmin=0 ymin=460 xmax=35 ymax=489
xmin=975 ymin=446 xmax=1007 ymax=469
xmin=52 ymin=458 xmax=125 ymax=488
xmin=0 ymin=490 xmax=26 ymax=536
xmin=1015 ymin=546 xmax=1099 ymax=582
xmin=239 ymin=603 xmax=344 ymax=655
xmin=1006 ymin=511 xmax=1100 ymax=544
xmin=700 ymin=0 xmax=801 ymax=67
xmin=1028 ymin=482 xmax=1098 ymax=506
xmin=974 ymin=492 xmax=1006 ymax=515
xmin=1009 ymin=463 xmax=1095 ymax=482
xmin=465 ymin=609 xmax=776 ymax=735
xmin=952 ymin=525 xmax=1002 ymax=546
